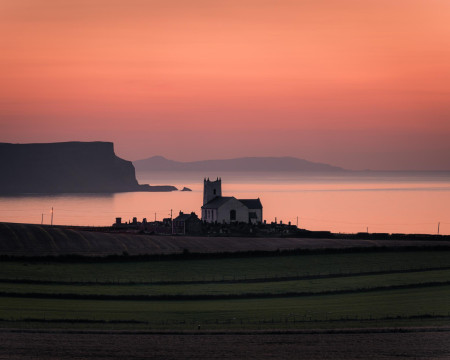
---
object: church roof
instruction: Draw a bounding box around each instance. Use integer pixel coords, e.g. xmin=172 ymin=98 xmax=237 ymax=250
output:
xmin=202 ymin=196 xmax=262 ymax=210
xmin=238 ymin=198 xmax=263 ymax=209
xmin=201 ymin=196 xmax=235 ymax=209
xmin=174 ymin=211 xmax=200 ymax=223
xmin=174 ymin=213 xmax=194 ymax=222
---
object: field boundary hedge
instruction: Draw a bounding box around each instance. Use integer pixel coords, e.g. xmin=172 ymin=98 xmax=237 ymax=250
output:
xmin=1 ymin=266 xmax=449 ymax=286
xmin=0 ymin=281 xmax=448 ymax=301
xmin=1 ymin=322 xmax=450 ymax=334
xmin=1 ymin=245 xmax=450 ymax=263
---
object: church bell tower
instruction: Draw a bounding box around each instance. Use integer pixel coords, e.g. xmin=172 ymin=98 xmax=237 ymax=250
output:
xmin=203 ymin=177 xmax=222 ymax=205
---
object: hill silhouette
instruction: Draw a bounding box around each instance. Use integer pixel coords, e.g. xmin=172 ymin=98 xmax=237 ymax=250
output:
xmin=134 ymin=156 xmax=346 ymax=172
xmin=0 ymin=223 xmax=447 ymax=257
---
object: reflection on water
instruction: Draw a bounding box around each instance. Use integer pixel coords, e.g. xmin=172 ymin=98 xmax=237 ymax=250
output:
xmin=0 ymin=171 xmax=449 ymax=235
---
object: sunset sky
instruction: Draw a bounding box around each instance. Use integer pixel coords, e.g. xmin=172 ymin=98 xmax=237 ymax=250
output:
xmin=1 ymin=0 xmax=449 ymax=170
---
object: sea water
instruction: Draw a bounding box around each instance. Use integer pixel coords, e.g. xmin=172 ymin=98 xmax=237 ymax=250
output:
xmin=0 ymin=171 xmax=449 ymax=235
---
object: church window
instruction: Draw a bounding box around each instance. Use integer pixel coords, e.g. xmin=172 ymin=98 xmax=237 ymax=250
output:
xmin=213 ymin=189 xmax=216 ymax=195
xmin=230 ymin=209 xmax=236 ymax=221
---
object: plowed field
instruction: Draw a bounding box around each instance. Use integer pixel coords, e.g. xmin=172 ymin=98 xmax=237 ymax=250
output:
xmin=1 ymin=329 xmax=449 ymax=359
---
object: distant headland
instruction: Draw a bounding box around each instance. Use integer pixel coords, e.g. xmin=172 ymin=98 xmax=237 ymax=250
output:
xmin=0 ymin=142 xmax=177 ymax=194
xmin=134 ymin=155 xmax=346 ymax=172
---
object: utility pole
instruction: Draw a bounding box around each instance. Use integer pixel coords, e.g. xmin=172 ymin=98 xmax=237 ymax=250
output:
xmin=154 ymin=212 xmax=156 ymax=222
xmin=170 ymin=209 xmax=173 ymax=235
xmin=438 ymin=222 xmax=440 ymax=235
xmin=51 ymin=207 xmax=53 ymax=226
xmin=296 ymin=216 xmax=298 ymax=228
xmin=41 ymin=213 xmax=44 ymax=225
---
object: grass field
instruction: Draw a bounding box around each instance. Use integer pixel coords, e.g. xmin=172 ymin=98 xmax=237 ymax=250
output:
xmin=1 ymin=269 xmax=449 ymax=297
xmin=1 ymin=286 xmax=449 ymax=330
xmin=1 ymin=250 xmax=448 ymax=283
xmin=1 ymin=249 xmax=449 ymax=330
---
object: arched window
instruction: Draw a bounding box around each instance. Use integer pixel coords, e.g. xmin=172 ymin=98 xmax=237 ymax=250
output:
xmin=213 ymin=189 xmax=216 ymax=195
xmin=230 ymin=209 xmax=236 ymax=221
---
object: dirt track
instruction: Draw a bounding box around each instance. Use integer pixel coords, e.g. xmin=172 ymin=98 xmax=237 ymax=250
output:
xmin=1 ymin=329 xmax=449 ymax=359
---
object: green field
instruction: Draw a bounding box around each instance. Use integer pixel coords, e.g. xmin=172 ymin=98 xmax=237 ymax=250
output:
xmin=1 ymin=250 xmax=449 ymax=330
xmin=1 ymin=251 xmax=448 ymax=283
xmin=1 ymin=269 xmax=449 ymax=297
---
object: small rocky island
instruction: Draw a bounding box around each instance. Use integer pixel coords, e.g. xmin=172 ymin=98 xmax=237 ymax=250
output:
xmin=0 ymin=142 xmax=177 ymax=194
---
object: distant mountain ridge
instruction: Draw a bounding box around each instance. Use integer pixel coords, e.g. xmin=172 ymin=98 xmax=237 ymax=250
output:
xmin=134 ymin=156 xmax=346 ymax=172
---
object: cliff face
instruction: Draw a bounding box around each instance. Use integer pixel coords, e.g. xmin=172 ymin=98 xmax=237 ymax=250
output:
xmin=0 ymin=142 xmax=176 ymax=194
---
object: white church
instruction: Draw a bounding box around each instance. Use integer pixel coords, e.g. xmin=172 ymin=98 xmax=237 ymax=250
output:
xmin=201 ymin=178 xmax=263 ymax=224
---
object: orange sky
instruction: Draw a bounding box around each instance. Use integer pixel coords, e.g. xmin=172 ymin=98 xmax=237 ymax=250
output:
xmin=1 ymin=0 xmax=450 ymax=170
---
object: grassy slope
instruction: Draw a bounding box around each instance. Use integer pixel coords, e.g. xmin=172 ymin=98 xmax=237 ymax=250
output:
xmin=1 ymin=286 xmax=449 ymax=330
xmin=1 ymin=223 xmax=448 ymax=330
xmin=0 ymin=250 xmax=449 ymax=330
xmin=0 ymin=269 xmax=449 ymax=297
xmin=1 ymin=251 xmax=449 ymax=282
xmin=1 ymin=222 xmax=449 ymax=257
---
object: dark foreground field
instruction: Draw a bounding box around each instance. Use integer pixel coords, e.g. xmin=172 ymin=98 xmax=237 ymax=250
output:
xmin=1 ymin=222 xmax=449 ymax=358
xmin=1 ymin=328 xmax=449 ymax=359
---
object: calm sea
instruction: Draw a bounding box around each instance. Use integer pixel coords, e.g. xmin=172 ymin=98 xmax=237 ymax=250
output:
xmin=1 ymin=171 xmax=449 ymax=235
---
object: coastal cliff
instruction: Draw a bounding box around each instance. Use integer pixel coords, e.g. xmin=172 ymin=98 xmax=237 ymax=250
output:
xmin=0 ymin=142 xmax=176 ymax=194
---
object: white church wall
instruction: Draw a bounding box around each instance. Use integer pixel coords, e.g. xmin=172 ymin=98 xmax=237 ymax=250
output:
xmin=202 ymin=208 xmax=218 ymax=222
xmin=217 ymin=198 xmax=248 ymax=223
xmin=250 ymin=208 xmax=263 ymax=223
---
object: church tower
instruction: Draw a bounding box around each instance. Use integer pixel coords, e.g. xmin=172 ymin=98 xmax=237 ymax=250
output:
xmin=203 ymin=177 xmax=222 ymax=205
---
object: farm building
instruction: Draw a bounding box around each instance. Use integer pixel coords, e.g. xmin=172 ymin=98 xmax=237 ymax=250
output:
xmin=201 ymin=178 xmax=263 ymax=224
xmin=173 ymin=211 xmax=202 ymax=234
